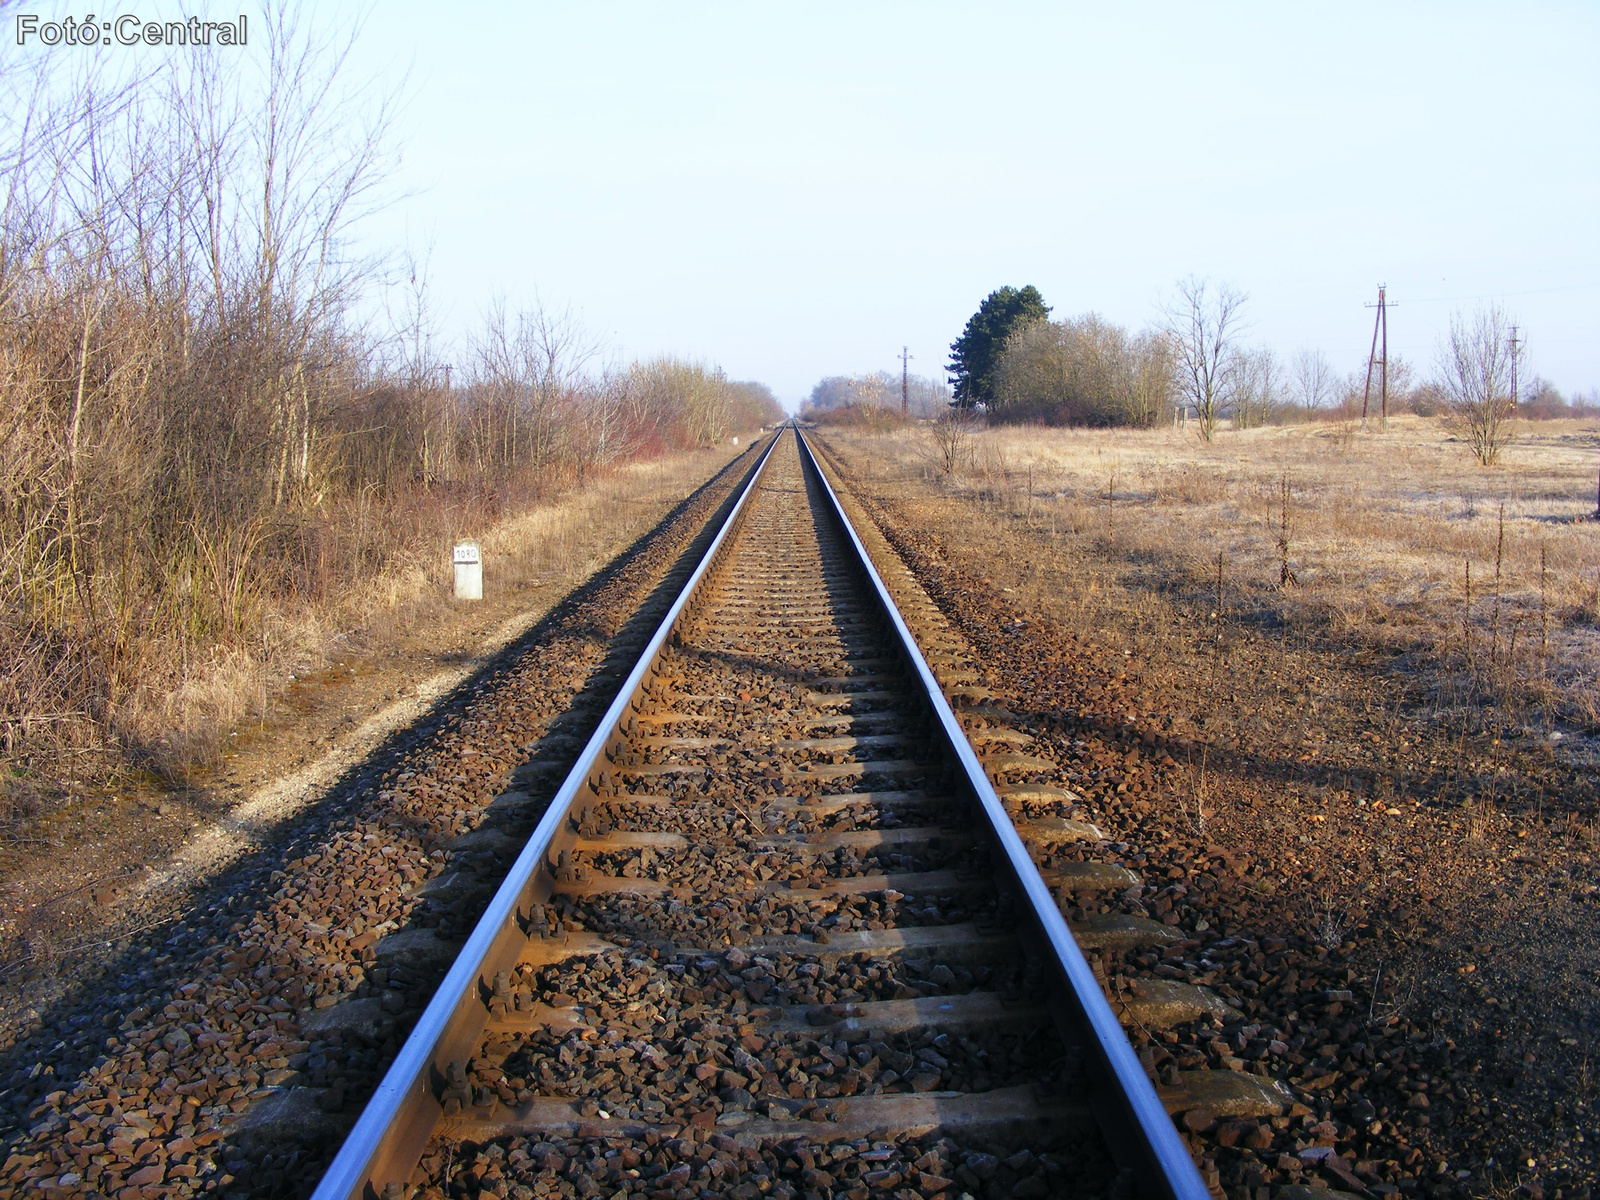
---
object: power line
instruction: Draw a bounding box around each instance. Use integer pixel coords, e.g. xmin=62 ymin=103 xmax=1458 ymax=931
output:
xmin=1400 ymin=280 xmax=1600 ymax=304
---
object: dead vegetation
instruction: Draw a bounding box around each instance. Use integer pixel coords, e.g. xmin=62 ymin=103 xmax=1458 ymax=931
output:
xmin=0 ymin=13 xmax=778 ymax=804
xmin=827 ymin=416 xmax=1600 ymax=735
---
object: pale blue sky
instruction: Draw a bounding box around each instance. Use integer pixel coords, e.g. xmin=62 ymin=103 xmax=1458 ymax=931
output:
xmin=15 ymin=2 xmax=1600 ymax=405
xmin=344 ymin=1 xmax=1598 ymax=405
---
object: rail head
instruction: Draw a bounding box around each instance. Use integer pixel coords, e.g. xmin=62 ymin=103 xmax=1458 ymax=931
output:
xmin=312 ymin=431 xmax=785 ymax=1200
xmin=795 ymin=430 xmax=1209 ymax=1200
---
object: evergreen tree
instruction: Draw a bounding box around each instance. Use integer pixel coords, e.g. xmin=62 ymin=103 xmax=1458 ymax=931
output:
xmin=948 ymin=285 xmax=1050 ymax=406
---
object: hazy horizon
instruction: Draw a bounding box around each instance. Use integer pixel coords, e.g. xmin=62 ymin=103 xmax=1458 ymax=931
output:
xmin=15 ymin=1 xmax=1598 ymax=409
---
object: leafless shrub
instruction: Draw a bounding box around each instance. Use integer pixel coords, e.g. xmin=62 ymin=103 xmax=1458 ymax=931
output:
xmin=1177 ymin=751 xmax=1210 ymax=835
xmin=1312 ymin=898 xmax=1350 ymax=948
xmin=1438 ymin=304 xmax=1518 ymax=466
xmin=929 ymin=410 xmax=979 ymax=476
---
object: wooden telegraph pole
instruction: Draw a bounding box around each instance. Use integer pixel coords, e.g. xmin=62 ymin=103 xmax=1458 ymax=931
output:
xmin=1361 ymin=285 xmax=1391 ymax=430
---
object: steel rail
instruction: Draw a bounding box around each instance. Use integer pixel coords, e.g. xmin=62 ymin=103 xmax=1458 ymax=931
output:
xmin=312 ymin=432 xmax=785 ymax=1200
xmin=311 ymin=424 xmax=1207 ymax=1199
xmin=795 ymin=430 xmax=1208 ymax=1200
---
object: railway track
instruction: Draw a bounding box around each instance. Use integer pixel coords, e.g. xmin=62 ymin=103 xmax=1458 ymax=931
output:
xmin=313 ymin=428 xmax=1212 ymax=1200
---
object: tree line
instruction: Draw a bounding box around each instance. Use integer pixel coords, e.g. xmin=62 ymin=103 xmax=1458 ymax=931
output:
xmin=942 ymin=282 xmax=1593 ymax=452
xmin=0 ymin=13 xmax=778 ymax=789
xmin=801 ymin=372 xmax=952 ymax=419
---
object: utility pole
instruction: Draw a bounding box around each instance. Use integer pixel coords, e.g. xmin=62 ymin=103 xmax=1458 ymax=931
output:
xmin=1361 ymin=285 xmax=1391 ymax=431
xmin=1509 ymin=326 xmax=1521 ymax=410
xmin=899 ymin=346 xmax=912 ymax=416
xmin=1379 ymin=291 xmax=1388 ymax=427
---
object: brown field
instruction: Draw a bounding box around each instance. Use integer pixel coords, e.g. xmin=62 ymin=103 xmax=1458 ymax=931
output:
xmin=827 ymin=416 xmax=1600 ymax=730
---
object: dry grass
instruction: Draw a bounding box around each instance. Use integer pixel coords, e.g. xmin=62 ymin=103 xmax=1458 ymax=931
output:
xmin=116 ymin=445 xmax=746 ymax=777
xmin=824 ymin=415 xmax=1600 ymax=730
xmin=0 ymin=20 xmax=782 ymax=810
xmin=0 ymin=443 xmax=744 ymax=828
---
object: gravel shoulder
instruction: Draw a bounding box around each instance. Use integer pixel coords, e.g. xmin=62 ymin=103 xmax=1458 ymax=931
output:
xmin=813 ymin=431 xmax=1599 ymax=1200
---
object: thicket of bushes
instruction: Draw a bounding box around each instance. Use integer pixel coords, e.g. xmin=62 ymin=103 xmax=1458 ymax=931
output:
xmin=989 ymin=315 xmax=1174 ymax=427
xmin=804 ymin=403 xmax=915 ymax=432
xmin=0 ymin=21 xmax=778 ymax=794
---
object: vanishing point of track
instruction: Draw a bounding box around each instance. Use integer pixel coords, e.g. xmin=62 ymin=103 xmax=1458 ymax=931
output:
xmin=314 ymin=429 xmax=1210 ymax=1200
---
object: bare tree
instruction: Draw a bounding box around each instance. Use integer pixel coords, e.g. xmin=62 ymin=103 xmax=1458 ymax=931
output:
xmin=1232 ymin=347 xmax=1284 ymax=429
xmin=1165 ymin=277 xmax=1248 ymax=442
xmin=1290 ymin=349 xmax=1335 ymax=419
xmin=1437 ymin=305 xmax=1517 ymax=466
xmin=804 ymin=372 xmax=949 ymax=418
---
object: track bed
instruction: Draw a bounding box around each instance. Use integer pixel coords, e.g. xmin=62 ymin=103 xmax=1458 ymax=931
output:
xmin=314 ymin=431 xmax=1207 ymax=1200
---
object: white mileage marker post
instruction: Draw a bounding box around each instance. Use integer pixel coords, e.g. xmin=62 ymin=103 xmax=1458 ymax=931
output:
xmin=453 ymin=541 xmax=482 ymax=600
